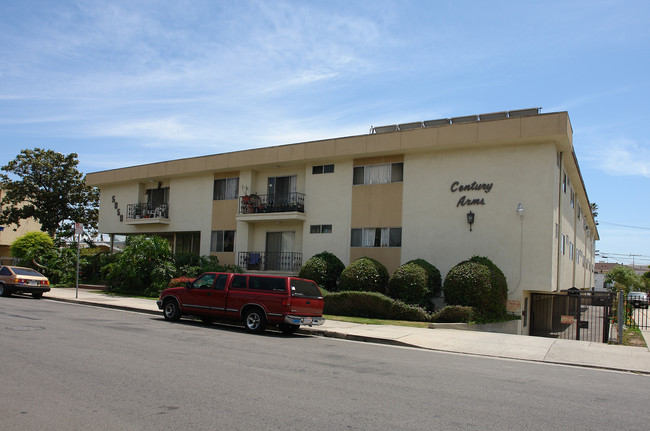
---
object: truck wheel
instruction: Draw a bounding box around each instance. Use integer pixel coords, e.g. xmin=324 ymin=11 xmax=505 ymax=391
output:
xmin=163 ymin=299 xmax=181 ymax=321
xmin=32 ymin=292 xmax=43 ymax=299
xmin=244 ymin=308 xmax=267 ymax=333
xmin=280 ymin=324 xmax=299 ymax=335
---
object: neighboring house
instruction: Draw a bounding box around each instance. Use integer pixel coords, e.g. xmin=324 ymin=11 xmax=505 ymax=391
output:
xmin=594 ymin=262 xmax=649 ymax=291
xmin=0 ymin=188 xmax=43 ymax=265
xmin=86 ymin=108 xmax=599 ymax=335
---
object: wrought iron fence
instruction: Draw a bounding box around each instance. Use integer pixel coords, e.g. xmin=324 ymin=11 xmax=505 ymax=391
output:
xmin=239 ymin=193 xmax=305 ymax=214
xmin=622 ymin=293 xmax=649 ymax=330
xmin=238 ymin=252 xmax=302 ymax=272
xmin=530 ymin=290 xmax=614 ymax=343
xmin=126 ymin=202 xmax=169 ymax=219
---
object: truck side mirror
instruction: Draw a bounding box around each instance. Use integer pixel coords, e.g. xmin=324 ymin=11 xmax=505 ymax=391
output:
xmin=185 ymin=281 xmax=193 ymax=289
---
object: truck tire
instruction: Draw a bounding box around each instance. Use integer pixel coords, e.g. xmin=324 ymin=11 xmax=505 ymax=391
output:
xmin=243 ymin=308 xmax=267 ymax=333
xmin=279 ymin=323 xmax=299 ymax=335
xmin=163 ymin=299 xmax=182 ymax=321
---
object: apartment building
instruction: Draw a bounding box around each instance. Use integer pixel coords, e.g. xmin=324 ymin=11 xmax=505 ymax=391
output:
xmin=86 ymin=109 xmax=598 ymax=331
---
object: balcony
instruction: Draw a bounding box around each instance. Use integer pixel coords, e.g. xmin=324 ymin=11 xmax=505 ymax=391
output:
xmin=238 ymin=251 xmax=302 ymax=272
xmin=237 ymin=193 xmax=306 ymax=223
xmin=125 ymin=202 xmax=170 ymax=225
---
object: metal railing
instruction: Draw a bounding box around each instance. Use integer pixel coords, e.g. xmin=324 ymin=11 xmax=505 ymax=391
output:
xmin=126 ymin=202 xmax=169 ymax=219
xmin=238 ymin=252 xmax=302 ymax=272
xmin=239 ymin=193 xmax=305 ymax=214
xmin=530 ymin=290 xmax=614 ymax=343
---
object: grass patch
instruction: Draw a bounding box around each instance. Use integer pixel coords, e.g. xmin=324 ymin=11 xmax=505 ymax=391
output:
xmin=622 ymin=327 xmax=647 ymax=348
xmin=324 ymin=314 xmax=430 ymax=328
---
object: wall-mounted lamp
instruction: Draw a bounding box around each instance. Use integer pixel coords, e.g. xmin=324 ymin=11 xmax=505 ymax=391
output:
xmin=516 ymin=203 xmax=525 ymax=219
xmin=466 ymin=211 xmax=475 ymax=231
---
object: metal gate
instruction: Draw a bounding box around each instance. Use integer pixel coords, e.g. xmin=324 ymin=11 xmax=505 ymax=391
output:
xmin=530 ymin=290 xmax=614 ymax=343
xmin=624 ymin=294 xmax=649 ymax=330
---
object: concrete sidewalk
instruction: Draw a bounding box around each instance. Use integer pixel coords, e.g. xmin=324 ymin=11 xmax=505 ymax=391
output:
xmin=44 ymin=287 xmax=650 ymax=374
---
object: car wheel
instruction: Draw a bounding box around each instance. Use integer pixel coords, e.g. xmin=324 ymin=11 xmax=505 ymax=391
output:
xmin=32 ymin=292 xmax=43 ymax=299
xmin=0 ymin=284 xmax=9 ymax=297
xmin=279 ymin=323 xmax=299 ymax=335
xmin=244 ymin=308 xmax=267 ymax=333
xmin=163 ymin=299 xmax=181 ymax=321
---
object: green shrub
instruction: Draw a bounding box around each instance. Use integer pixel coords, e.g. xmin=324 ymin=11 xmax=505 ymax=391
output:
xmin=387 ymin=263 xmax=429 ymax=308
xmin=443 ymin=260 xmax=507 ymax=319
xmin=339 ymin=257 xmax=389 ymax=293
xmin=299 ymin=251 xmax=345 ymax=291
xmin=324 ymin=291 xmax=431 ymax=321
xmin=10 ymin=231 xmax=55 ymax=265
xmin=432 ymin=305 xmax=477 ymax=323
xmin=406 ymin=258 xmax=442 ymax=299
xmin=469 ymin=255 xmax=507 ymax=311
xmin=103 ymin=235 xmax=175 ymax=297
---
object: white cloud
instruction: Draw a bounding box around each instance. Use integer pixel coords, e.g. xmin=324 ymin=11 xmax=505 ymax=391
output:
xmin=591 ymin=138 xmax=650 ymax=178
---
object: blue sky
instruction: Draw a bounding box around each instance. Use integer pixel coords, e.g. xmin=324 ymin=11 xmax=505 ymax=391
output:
xmin=1 ymin=0 xmax=649 ymax=266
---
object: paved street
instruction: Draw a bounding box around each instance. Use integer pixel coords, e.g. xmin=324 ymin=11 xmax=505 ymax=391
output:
xmin=2 ymin=297 xmax=649 ymax=430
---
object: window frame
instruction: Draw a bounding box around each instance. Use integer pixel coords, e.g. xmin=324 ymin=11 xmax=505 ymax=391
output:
xmin=353 ymin=162 xmax=404 ymax=185
xmin=350 ymin=227 xmax=402 ymax=248
xmin=210 ymin=230 xmax=235 ymax=252
xmin=213 ymin=177 xmax=239 ymax=200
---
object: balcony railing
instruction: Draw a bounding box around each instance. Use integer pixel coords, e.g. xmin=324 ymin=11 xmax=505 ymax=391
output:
xmin=126 ymin=202 xmax=169 ymax=220
xmin=239 ymin=193 xmax=305 ymax=214
xmin=238 ymin=252 xmax=302 ymax=272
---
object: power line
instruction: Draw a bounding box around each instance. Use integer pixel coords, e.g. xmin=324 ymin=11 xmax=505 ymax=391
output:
xmin=599 ymin=221 xmax=650 ymax=230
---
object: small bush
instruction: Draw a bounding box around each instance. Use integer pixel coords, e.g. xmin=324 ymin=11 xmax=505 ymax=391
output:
xmin=469 ymin=255 xmax=507 ymax=312
xmin=339 ymin=257 xmax=389 ymax=293
xmin=443 ymin=259 xmax=507 ymax=319
xmin=388 ymin=263 xmax=429 ymax=308
xmin=406 ymin=258 xmax=442 ymax=299
xmin=299 ymin=251 xmax=345 ymax=291
xmin=324 ymin=291 xmax=431 ymax=322
xmin=432 ymin=305 xmax=476 ymax=323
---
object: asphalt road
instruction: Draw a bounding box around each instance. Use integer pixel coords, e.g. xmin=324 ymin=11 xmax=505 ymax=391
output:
xmin=1 ymin=297 xmax=648 ymax=430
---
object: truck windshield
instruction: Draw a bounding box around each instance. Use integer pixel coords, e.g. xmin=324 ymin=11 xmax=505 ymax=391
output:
xmin=290 ymin=279 xmax=322 ymax=298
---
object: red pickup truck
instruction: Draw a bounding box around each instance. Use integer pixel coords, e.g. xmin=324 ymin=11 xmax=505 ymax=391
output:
xmin=157 ymin=272 xmax=325 ymax=334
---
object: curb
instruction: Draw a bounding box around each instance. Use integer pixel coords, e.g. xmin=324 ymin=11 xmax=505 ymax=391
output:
xmin=45 ymin=296 xmax=160 ymax=316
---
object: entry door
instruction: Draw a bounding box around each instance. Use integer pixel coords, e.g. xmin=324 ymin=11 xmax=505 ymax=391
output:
xmin=267 ymin=176 xmax=296 ymax=209
xmin=265 ymin=231 xmax=294 ymax=271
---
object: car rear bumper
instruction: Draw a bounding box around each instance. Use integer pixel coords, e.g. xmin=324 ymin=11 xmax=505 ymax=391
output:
xmin=8 ymin=284 xmax=51 ymax=294
xmin=284 ymin=315 xmax=325 ymax=327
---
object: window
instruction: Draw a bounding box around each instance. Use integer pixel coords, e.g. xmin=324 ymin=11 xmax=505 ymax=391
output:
xmin=146 ymin=187 xmax=169 ymax=207
xmin=213 ymin=178 xmax=239 ymax=200
xmin=312 ymin=164 xmax=334 ymax=174
xmin=350 ymin=227 xmax=402 ymax=247
xmin=249 ymin=276 xmax=286 ymax=292
xmin=570 ymin=189 xmax=575 ymax=208
xmin=215 ymin=274 xmax=228 ymax=290
xmin=193 ymin=273 xmax=216 ymax=289
xmin=211 ymin=230 xmax=235 ymax=252
xmin=310 ymin=224 xmax=332 ymax=234
xmin=231 ymin=275 xmax=247 ymax=290
xmin=561 ymin=234 xmax=566 ymax=255
xmin=353 ymin=162 xmax=403 ymax=185
xmin=562 ymin=172 xmax=567 ymax=193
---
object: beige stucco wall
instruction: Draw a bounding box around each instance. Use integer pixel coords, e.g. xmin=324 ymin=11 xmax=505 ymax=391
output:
xmin=302 ymin=161 xmax=353 ymax=265
xmin=402 ymin=142 xmax=559 ymax=306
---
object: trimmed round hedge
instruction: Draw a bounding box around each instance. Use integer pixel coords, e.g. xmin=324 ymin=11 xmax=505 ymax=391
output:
xmin=405 ymin=258 xmax=442 ymax=299
xmin=442 ymin=258 xmax=507 ymax=319
xmin=299 ymin=251 xmax=345 ymax=291
xmin=324 ymin=291 xmax=431 ymax=321
xmin=339 ymin=257 xmax=389 ymax=293
xmin=387 ymin=262 xmax=429 ymax=308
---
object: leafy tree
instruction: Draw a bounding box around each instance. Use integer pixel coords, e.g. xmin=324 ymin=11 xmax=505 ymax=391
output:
xmin=589 ymin=202 xmax=598 ymax=225
xmin=0 ymin=148 xmax=99 ymax=238
xmin=604 ymin=265 xmax=642 ymax=295
xmin=640 ymin=270 xmax=650 ymax=292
